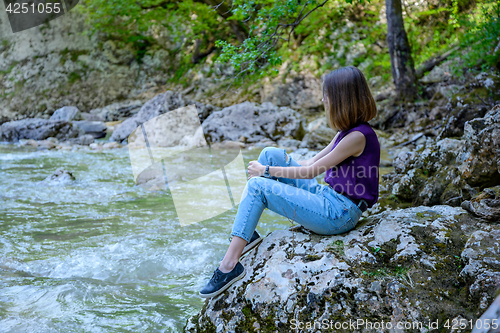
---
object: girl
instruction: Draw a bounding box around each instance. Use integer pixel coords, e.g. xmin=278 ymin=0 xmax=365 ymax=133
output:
xmin=199 ymin=65 xmax=380 ymax=298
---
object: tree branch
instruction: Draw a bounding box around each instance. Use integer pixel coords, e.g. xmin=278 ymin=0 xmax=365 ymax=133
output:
xmin=215 ymin=0 xmax=330 ymax=99
xmin=416 ymin=44 xmax=460 ymax=79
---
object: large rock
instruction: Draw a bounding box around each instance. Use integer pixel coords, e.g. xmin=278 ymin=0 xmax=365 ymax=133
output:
xmin=110 ymin=91 xmax=218 ymax=143
xmin=0 ymin=11 xmax=178 ymax=121
xmin=420 ymin=60 xmax=454 ymax=84
xmin=89 ymin=100 xmax=143 ymax=121
xmin=380 ymin=106 xmax=500 ymax=210
xmin=438 ymin=72 xmax=500 ymax=139
xmin=0 ymin=118 xmax=82 ymax=142
xmin=462 ymin=186 xmax=500 ymax=221
xmin=456 ymin=104 xmax=500 ymax=187
xmin=260 ymin=73 xmax=323 ymax=112
xmin=186 ymin=206 xmax=500 ymax=332
xmin=66 ymin=134 xmax=95 ymax=145
xmin=201 ymin=101 xmax=306 ymax=144
xmin=42 ymin=168 xmax=76 ymax=184
xmin=72 ymin=120 xmax=107 ymax=139
xmin=299 ymin=117 xmax=336 ymax=149
xmin=49 ymin=106 xmax=81 ymax=121
xmin=381 ymin=138 xmax=467 ymax=207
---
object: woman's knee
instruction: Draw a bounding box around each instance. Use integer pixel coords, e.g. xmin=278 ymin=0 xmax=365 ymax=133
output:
xmin=258 ymin=147 xmax=285 ymax=165
xmin=247 ymin=176 xmax=265 ymax=191
xmin=246 ymin=176 xmax=278 ymax=197
xmin=241 ymin=177 xmax=267 ymax=202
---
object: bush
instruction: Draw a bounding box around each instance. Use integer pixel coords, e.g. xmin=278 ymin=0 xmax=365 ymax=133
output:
xmin=458 ymin=0 xmax=500 ymax=71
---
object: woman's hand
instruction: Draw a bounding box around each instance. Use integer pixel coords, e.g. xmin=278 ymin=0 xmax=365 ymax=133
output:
xmin=248 ymin=160 xmax=265 ymax=179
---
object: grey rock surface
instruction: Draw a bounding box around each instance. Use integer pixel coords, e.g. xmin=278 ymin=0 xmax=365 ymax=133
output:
xmin=299 ymin=117 xmax=336 ymax=149
xmin=201 ymin=101 xmax=306 ymax=144
xmin=42 ymin=168 xmax=76 ymax=184
xmin=110 ymin=91 xmax=218 ymax=143
xmin=380 ymin=106 xmax=500 ymax=209
xmin=187 ymin=205 xmax=500 ymax=332
xmin=0 ymin=118 xmax=82 ymax=142
xmin=261 ymin=73 xmax=323 ymax=112
xmin=66 ymin=134 xmax=95 ymax=145
xmin=49 ymin=106 xmax=81 ymax=122
xmin=89 ymin=100 xmax=143 ymax=121
xmin=72 ymin=121 xmax=107 ymax=139
xmin=462 ymin=186 xmax=500 ymax=221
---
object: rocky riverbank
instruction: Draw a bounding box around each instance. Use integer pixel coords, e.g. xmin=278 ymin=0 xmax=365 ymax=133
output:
xmin=375 ymin=105 xmax=500 ymax=219
xmin=185 ymin=205 xmax=499 ymax=332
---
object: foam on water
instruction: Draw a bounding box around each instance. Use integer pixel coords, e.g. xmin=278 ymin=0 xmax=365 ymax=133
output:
xmin=0 ymin=143 xmax=292 ymax=332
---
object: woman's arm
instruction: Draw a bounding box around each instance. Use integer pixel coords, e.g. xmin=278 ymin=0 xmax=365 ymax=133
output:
xmin=297 ymin=132 xmax=340 ymax=166
xmin=248 ymin=131 xmax=365 ymax=179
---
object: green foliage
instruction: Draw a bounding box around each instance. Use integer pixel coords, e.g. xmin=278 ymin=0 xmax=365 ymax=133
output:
xmin=75 ymin=0 xmax=500 ymax=91
xmin=458 ymin=0 xmax=500 ymax=71
xmin=327 ymin=239 xmax=345 ymax=256
xmin=216 ymin=0 xmax=306 ymax=76
xmin=371 ymin=246 xmax=383 ymax=257
xmin=404 ymin=0 xmax=464 ymax=68
xmin=405 ymin=0 xmax=500 ymax=76
xmin=362 ymin=265 xmax=412 ymax=285
xmin=68 ymin=72 xmax=82 ymax=83
xmin=76 ymin=0 xmax=233 ymax=62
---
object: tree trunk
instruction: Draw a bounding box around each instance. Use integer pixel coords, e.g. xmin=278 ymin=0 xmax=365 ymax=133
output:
xmin=385 ymin=0 xmax=418 ymax=102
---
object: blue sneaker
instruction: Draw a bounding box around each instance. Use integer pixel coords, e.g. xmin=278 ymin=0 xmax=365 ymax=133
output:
xmin=199 ymin=262 xmax=245 ymax=298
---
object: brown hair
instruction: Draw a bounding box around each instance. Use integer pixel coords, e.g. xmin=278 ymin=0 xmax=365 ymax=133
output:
xmin=322 ymin=66 xmax=377 ymax=131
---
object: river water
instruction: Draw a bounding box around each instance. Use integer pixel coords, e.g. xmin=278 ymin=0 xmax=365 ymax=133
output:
xmin=0 ymin=140 xmax=392 ymax=332
xmin=0 ymin=142 xmax=297 ymax=332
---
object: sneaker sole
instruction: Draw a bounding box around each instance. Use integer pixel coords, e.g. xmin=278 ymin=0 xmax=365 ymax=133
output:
xmin=199 ymin=268 xmax=246 ymax=299
xmin=241 ymin=236 xmax=263 ymax=256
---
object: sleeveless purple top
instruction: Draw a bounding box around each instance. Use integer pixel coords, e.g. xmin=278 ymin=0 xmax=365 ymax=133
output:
xmin=324 ymin=122 xmax=380 ymax=208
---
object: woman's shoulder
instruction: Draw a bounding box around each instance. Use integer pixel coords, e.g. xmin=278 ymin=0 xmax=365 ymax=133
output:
xmin=346 ymin=122 xmax=377 ymax=137
xmin=353 ymin=123 xmax=380 ymax=151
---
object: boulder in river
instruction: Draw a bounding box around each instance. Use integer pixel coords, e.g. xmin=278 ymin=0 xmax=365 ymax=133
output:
xmin=49 ymin=106 xmax=82 ymax=122
xmin=186 ymin=205 xmax=500 ymax=332
xmin=201 ymin=101 xmax=306 ymax=144
xmin=42 ymin=168 xmax=76 ymax=184
xmin=0 ymin=118 xmax=82 ymax=142
xmin=89 ymin=100 xmax=143 ymax=122
xmin=110 ymin=91 xmax=219 ymax=143
xmin=66 ymin=134 xmax=95 ymax=145
xmin=72 ymin=121 xmax=107 ymax=139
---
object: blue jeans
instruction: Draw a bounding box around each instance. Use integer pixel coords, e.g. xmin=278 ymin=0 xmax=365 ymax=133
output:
xmin=230 ymin=147 xmax=363 ymax=242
